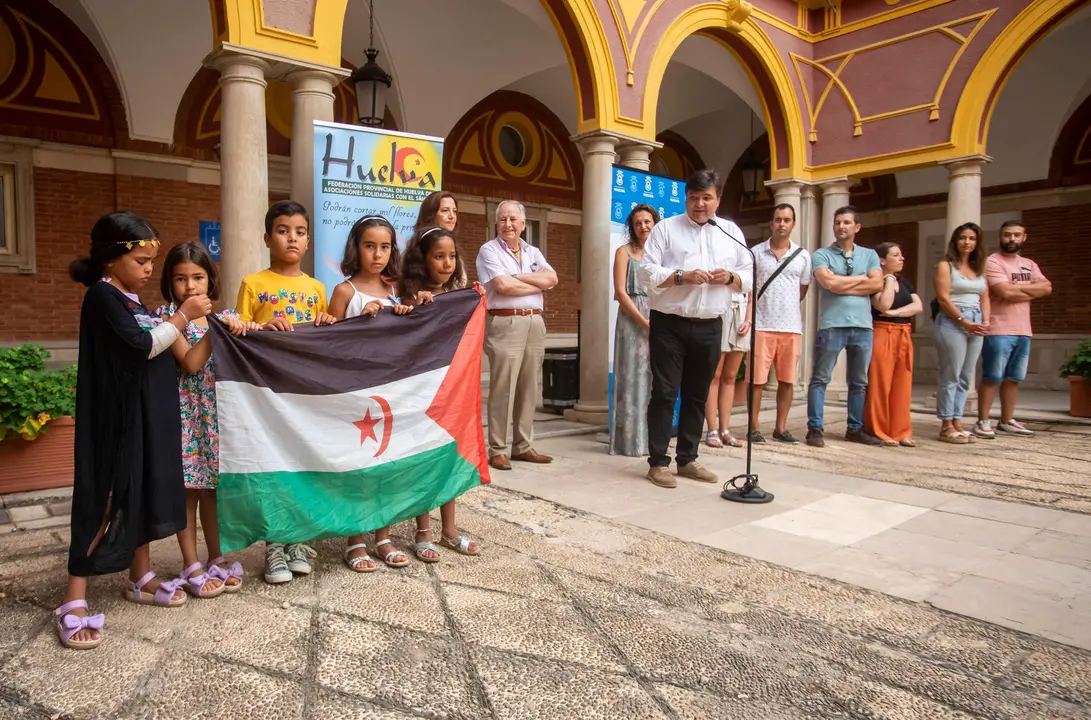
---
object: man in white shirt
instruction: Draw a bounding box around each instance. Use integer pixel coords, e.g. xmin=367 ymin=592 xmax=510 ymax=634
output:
xmin=747 ymin=204 xmax=811 ymax=445
xmin=639 ymin=169 xmax=752 ymax=489
xmin=476 ymin=200 xmax=559 ymax=471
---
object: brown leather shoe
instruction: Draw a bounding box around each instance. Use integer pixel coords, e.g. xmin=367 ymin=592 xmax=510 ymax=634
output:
xmin=511 ymin=449 xmax=553 ymax=464
xmin=646 ymin=467 xmax=677 ymax=488
xmin=490 ymin=454 xmax=512 ymax=471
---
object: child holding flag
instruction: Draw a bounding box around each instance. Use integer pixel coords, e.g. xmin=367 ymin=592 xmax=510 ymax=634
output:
xmin=400 ymin=225 xmax=481 ymax=559
xmin=59 ymin=212 xmax=213 ymax=649
xmin=328 ymin=216 xmax=414 ymax=572
xmin=236 ymin=200 xmax=336 ymax=584
xmin=158 ymin=242 xmax=261 ymax=598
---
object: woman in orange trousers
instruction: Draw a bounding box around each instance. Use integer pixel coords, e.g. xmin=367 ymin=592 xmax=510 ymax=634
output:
xmin=865 ymin=242 xmax=923 ymax=446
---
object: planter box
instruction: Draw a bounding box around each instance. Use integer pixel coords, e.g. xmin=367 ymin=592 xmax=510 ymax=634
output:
xmin=1070 ymin=376 xmax=1091 ymax=418
xmin=0 ymin=416 xmax=75 ymax=494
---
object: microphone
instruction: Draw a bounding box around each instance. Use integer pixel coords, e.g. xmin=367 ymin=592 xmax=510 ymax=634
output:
xmin=706 ymin=216 xmax=773 ymax=504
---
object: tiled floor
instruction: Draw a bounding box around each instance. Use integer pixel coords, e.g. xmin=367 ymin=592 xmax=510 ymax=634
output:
xmin=492 ymin=434 xmax=1091 ymax=652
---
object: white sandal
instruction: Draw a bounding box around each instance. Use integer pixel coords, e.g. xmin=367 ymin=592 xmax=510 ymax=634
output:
xmin=343 ymin=543 xmax=378 ymax=573
xmin=706 ymin=430 xmax=724 ymax=448
xmin=375 ymin=539 xmax=409 ymax=568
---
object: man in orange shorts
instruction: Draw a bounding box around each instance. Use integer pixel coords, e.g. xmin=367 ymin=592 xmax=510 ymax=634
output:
xmin=748 ymin=204 xmax=811 ymax=444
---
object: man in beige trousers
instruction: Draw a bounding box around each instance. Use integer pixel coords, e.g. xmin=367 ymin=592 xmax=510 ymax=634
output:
xmin=476 ymin=200 xmax=558 ymax=470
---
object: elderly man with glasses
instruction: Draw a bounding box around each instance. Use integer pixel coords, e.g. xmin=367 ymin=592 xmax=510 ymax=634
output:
xmin=475 ymin=200 xmax=558 ymax=470
xmin=806 ymin=205 xmax=884 ymax=448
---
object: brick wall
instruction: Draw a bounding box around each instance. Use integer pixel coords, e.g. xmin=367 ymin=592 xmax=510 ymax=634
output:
xmin=456 ymin=212 xmax=580 ymax=334
xmin=1022 ymin=204 xmax=1091 ymax=335
xmin=863 ymin=222 xmax=919 ymax=290
xmin=0 ymin=169 xmax=221 ymax=341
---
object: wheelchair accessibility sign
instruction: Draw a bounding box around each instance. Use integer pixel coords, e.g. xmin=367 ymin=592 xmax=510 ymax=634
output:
xmin=199 ymin=221 xmax=221 ymax=261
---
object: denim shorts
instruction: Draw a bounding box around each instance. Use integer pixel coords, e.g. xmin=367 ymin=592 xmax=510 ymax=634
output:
xmin=981 ymin=335 xmax=1031 ymax=384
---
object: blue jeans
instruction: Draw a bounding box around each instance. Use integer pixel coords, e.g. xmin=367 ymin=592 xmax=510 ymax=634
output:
xmin=807 ymin=327 xmax=873 ymax=432
xmin=981 ymin=335 xmax=1031 ymax=383
xmin=932 ymin=307 xmax=983 ymax=420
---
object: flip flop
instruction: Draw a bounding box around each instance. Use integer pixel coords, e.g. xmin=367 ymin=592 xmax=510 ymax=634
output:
xmin=375 ymin=539 xmax=410 ymax=568
xmin=440 ymin=535 xmax=481 ymax=556
xmin=124 ymin=571 xmax=187 ymax=607
xmin=343 ymin=543 xmax=378 ymax=573
xmin=180 ymin=562 xmax=227 ymax=599
xmin=899 ymin=438 xmax=917 ymax=447
xmin=54 ymin=600 xmax=104 ymax=650
xmin=207 ymin=556 xmax=244 ymax=593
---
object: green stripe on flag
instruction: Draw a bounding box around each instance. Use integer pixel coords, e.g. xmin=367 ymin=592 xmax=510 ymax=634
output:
xmin=216 ymin=441 xmax=481 ymax=552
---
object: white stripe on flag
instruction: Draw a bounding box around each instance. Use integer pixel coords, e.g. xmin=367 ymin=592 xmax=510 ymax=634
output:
xmin=217 ymin=367 xmax=453 ymax=475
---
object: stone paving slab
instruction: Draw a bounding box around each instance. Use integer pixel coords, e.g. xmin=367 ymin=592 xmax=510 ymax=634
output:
xmin=1 ymin=485 xmax=1090 ymax=719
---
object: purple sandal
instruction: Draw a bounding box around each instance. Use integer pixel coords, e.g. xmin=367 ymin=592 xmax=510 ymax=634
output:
xmin=123 ymin=571 xmax=188 ymax=607
xmin=180 ymin=562 xmax=227 ymax=599
xmin=207 ymin=556 xmax=244 ymax=593
xmin=54 ymin=599 xmax=104 ymax=650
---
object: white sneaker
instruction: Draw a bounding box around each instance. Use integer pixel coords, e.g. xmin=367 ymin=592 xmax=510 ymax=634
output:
xmin=972 ymin=420 xmax=996 ymax=439
xmin=998 ymin=419 xmax=1034 ymax=436
xmin=264 ymin=543 xmax=292 ymax=584
xmin=285 ymin=544 xmax=317 ymax=575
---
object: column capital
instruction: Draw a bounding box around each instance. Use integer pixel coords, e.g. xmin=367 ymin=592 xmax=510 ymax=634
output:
xmin=939 ymin=153 xmax=993 ymax=177
xmin=816 ymin=176 xmax=852 ymax=196
xmin=285 ymin=68 xmax=344 ymax=89
xmin=800 ymin=183 xmax=818 ymax=199
xmin=763 ymin=177 xmax=808 ymax=192
xmin=206 ymin=42 xmax=349 ymax=83
xmin=570 ymin=131 xmax=621 ymax=158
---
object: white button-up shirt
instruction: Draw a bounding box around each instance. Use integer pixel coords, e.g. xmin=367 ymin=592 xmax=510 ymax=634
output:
xmin=639 ymin=213 xmax=753 ymax=319
xmin=475 ymin=236 xmax=553 ymax=310
xmin=752 ymin=239 xmax=811 ymax=334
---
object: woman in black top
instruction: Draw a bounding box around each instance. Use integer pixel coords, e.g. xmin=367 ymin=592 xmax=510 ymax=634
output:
xmin=864 ymin=242 xmax=922 ymax=446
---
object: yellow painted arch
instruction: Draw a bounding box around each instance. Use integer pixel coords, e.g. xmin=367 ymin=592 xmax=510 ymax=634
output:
xmin=952 ymin=0 xmax=1090 ymax=155
xmin=641 ymin=4 xmax=806 ymax=177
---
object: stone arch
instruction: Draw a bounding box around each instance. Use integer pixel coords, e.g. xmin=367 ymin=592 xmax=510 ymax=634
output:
xmin=952 ymin=0 xmax=1091 ymax=156
xmin=640 ymin=5 xmax=805 ymax=179
xmin=1048 ymin=92 xmax=1091 ymax=186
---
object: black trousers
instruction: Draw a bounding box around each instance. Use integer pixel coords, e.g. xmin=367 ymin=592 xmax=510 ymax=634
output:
xmin=646 ymin=310 xmax=723 ymax=467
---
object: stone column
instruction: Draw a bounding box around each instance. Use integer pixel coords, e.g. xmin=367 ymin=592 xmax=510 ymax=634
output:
xmin=940 ymin=154 xmax=991 ymax=240
xmin=209 ymin=50 xmax=272 ymax=307
xmin=617 ymin=140 xmax=659 ymax=172
xmin=568 ymin=132 xmax=619 ymax=422
xmin=287 ymin=68 xmax=343 ymax=274
xmin=798 ymin=183 xmax=820 ymax=385
xmin=817 ymin=178 xmax=853 ymax=399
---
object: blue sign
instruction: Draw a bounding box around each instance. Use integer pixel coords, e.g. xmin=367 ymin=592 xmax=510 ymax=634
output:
xmin=199 ymin=221 xmax=221 ymax=261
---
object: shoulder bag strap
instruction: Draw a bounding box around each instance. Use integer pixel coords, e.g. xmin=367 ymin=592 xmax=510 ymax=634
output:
xmin=757 ymin=247 xmax=804 ymax=300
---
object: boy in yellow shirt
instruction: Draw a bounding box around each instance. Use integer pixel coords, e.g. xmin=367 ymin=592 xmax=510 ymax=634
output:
xmin=236 ymin=200 xmax=335 ymax=584
xmin=237 ymin=200 xmax=336 ymax=332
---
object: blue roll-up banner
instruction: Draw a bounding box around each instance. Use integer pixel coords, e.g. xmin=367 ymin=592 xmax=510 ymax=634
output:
xmin=607 ymin=166 xmax=687 ymax=432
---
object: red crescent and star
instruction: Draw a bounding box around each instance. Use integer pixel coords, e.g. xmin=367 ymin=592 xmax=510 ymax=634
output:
xmin=352 ymin=395 xmax=393 ymax=457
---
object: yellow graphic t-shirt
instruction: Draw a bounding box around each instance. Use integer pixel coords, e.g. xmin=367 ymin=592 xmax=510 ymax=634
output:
xmin=236 ymin=269 xmax=328 ymax=325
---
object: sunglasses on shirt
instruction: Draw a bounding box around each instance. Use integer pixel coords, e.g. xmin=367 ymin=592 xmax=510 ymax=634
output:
xmin=844 ymin=256 xmax=854 ymax=275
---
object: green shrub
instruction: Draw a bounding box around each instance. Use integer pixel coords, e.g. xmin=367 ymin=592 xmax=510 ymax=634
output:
xmin=1059 ymin=339 xmax=1091 ymax=380
xmin=0 ymin=344 xmax=77 ymax=441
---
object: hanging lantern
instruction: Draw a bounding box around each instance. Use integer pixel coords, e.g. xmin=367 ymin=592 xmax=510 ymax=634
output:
xmin=349 ymin=2 xmax=392 ymax=127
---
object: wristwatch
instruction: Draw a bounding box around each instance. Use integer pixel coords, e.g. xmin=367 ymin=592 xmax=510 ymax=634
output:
xmin=727 ymin=271 xmax=735 ymax=286
xmin=674 ymin=269 xmax=684 ymax=286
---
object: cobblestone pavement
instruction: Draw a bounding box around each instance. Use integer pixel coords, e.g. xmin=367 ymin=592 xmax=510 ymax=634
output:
xmin=1 ymin=485 xmax=1090 ymax=719
xmin=710 ymin=408 xmax=1091 ymax=514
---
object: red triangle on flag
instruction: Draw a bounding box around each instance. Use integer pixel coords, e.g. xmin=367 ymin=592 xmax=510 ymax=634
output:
xmin=426 ymin=289 xmax=491 ymax=484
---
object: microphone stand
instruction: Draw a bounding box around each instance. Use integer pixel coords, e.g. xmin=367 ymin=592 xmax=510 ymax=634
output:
xmin=707 ymin=218 xmax=773 ymax=504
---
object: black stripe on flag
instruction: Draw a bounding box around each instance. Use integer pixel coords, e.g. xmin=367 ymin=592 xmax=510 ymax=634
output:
xmin=209 ymin=288 xmax=482 ymax=396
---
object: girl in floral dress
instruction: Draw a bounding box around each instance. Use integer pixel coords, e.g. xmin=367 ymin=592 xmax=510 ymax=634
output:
xmin=158 ymin=242 xmax=261 ymax=597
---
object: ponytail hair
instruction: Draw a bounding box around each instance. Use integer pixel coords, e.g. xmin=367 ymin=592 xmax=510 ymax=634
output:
xmin=70 ymin=212 xmax=160 ymax=287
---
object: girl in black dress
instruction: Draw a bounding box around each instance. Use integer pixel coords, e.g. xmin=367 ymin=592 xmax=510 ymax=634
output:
xmin=56 ymin=212 xmax=212 ymax=650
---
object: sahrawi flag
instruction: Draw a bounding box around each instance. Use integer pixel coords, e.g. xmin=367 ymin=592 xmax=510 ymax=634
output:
xmin=208 ymin=288 xmax=490 ymax=552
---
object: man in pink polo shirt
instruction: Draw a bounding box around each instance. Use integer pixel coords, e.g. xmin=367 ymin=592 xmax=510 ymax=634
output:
xmin=974 ymin=221 xmax=1052 ymax=438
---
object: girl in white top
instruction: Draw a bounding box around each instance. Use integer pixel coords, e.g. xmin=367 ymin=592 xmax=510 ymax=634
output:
xmin=399 ymin=225 xmax=481 ymax=561
xmin=328 ymin=216 xmax=413 ymax=573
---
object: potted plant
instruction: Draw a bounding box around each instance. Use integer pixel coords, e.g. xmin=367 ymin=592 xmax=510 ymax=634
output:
xmin=0 ymin=344 xmax=78 ymax=493
xmin=1060 ymin=339 xmax=1091 ymax=418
